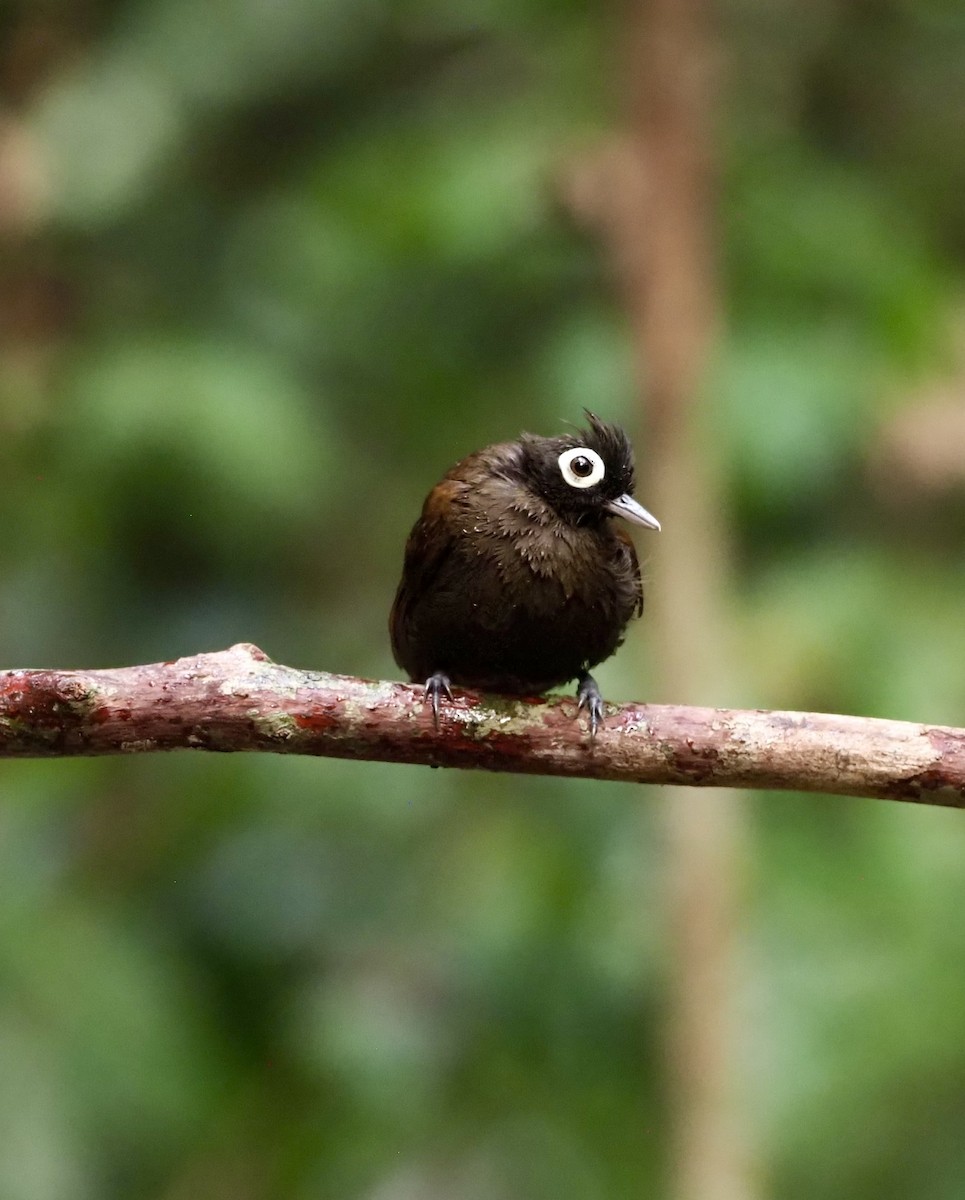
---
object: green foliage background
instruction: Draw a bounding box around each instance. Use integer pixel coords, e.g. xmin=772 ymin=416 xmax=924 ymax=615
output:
xmin=2 ymin=1 xmax=965 ymax=1196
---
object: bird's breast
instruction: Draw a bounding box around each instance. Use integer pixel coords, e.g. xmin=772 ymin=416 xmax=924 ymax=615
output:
xmin=456 ymin=513 xmax=631 ymax=616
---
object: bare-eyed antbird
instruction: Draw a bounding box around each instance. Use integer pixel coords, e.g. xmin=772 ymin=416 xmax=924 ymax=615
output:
xmin=390 ymin=413 xmax=660 ymax=734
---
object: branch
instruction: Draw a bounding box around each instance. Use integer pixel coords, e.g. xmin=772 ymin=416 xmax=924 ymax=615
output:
xmin=0 ymin=643 xmax=963 ymax=806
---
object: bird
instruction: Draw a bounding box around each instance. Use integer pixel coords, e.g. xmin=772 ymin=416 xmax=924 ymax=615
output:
xmin=389 ymin=412 xmax=660 ymax=735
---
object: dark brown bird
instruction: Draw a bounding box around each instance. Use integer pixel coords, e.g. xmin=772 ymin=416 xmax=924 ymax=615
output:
xmin=390 ymin=413 xmax=660 ymax=734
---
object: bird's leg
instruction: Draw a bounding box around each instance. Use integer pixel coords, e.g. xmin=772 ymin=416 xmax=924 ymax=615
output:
xmin=576 ymin=671 xmax=605 ymax=738
xmin=424 ymin=671 xmax=454 ymax=729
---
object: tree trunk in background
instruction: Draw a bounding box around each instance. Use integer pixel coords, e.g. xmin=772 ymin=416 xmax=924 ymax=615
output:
xmin=613 ymin=2 xmax=755 ymax=1197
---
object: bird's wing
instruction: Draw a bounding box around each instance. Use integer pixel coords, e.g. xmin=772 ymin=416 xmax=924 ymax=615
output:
xmin=389 ymin=477 xmax=465 ymax=672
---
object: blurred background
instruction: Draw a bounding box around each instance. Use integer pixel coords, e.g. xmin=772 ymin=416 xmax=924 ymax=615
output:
xmin=2 ymin=0 xmax=965 ymax=1197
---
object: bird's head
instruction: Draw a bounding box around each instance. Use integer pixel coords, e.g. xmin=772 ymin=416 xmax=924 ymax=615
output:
xmin=519 ymin=412 xmax=661 ymax=531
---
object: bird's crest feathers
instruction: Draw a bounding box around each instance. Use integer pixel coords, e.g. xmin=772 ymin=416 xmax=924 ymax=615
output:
xmin=517 ymin=410 xmax=636 ymax=521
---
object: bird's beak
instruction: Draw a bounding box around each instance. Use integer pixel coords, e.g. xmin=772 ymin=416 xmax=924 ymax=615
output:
xmin=606 ymin=494 xmax=661 ymax=531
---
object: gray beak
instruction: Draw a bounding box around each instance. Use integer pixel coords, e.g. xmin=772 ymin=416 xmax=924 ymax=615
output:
xmin=606 ymin=493 xmax=661 ymax=531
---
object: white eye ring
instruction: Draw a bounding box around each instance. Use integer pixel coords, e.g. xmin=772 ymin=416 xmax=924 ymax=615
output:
xmin=558 ymin=447 xmax=606 ymax=489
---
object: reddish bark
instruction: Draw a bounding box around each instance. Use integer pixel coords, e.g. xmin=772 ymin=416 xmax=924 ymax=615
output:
xmin=0 ymin=643 xmax=962 ymax=806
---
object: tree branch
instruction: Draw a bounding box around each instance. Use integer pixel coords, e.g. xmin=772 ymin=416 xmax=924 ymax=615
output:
xmin=1 ymin=643 xmax=963 ymax=806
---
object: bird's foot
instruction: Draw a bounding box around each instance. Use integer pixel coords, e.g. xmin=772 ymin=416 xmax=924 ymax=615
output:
xmin=576 ymin=672 xmax=605 ymax=738
xmin=424 ymin=672 xmax=454 ymax=729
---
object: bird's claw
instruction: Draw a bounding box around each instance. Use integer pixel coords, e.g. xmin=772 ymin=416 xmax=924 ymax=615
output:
xmin=576 ymin=673 xmax=605 ymax=738
xmin=424 ymin=672 xmax=454 ymax=729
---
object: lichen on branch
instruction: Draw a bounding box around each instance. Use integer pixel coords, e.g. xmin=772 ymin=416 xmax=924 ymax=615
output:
xmin=0 ymin=643 xmax=962 ymax=807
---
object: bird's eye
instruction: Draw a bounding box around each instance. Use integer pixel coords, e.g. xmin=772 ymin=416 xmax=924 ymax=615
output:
xmin=558 ymin=447 xmax=606 ymax=489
